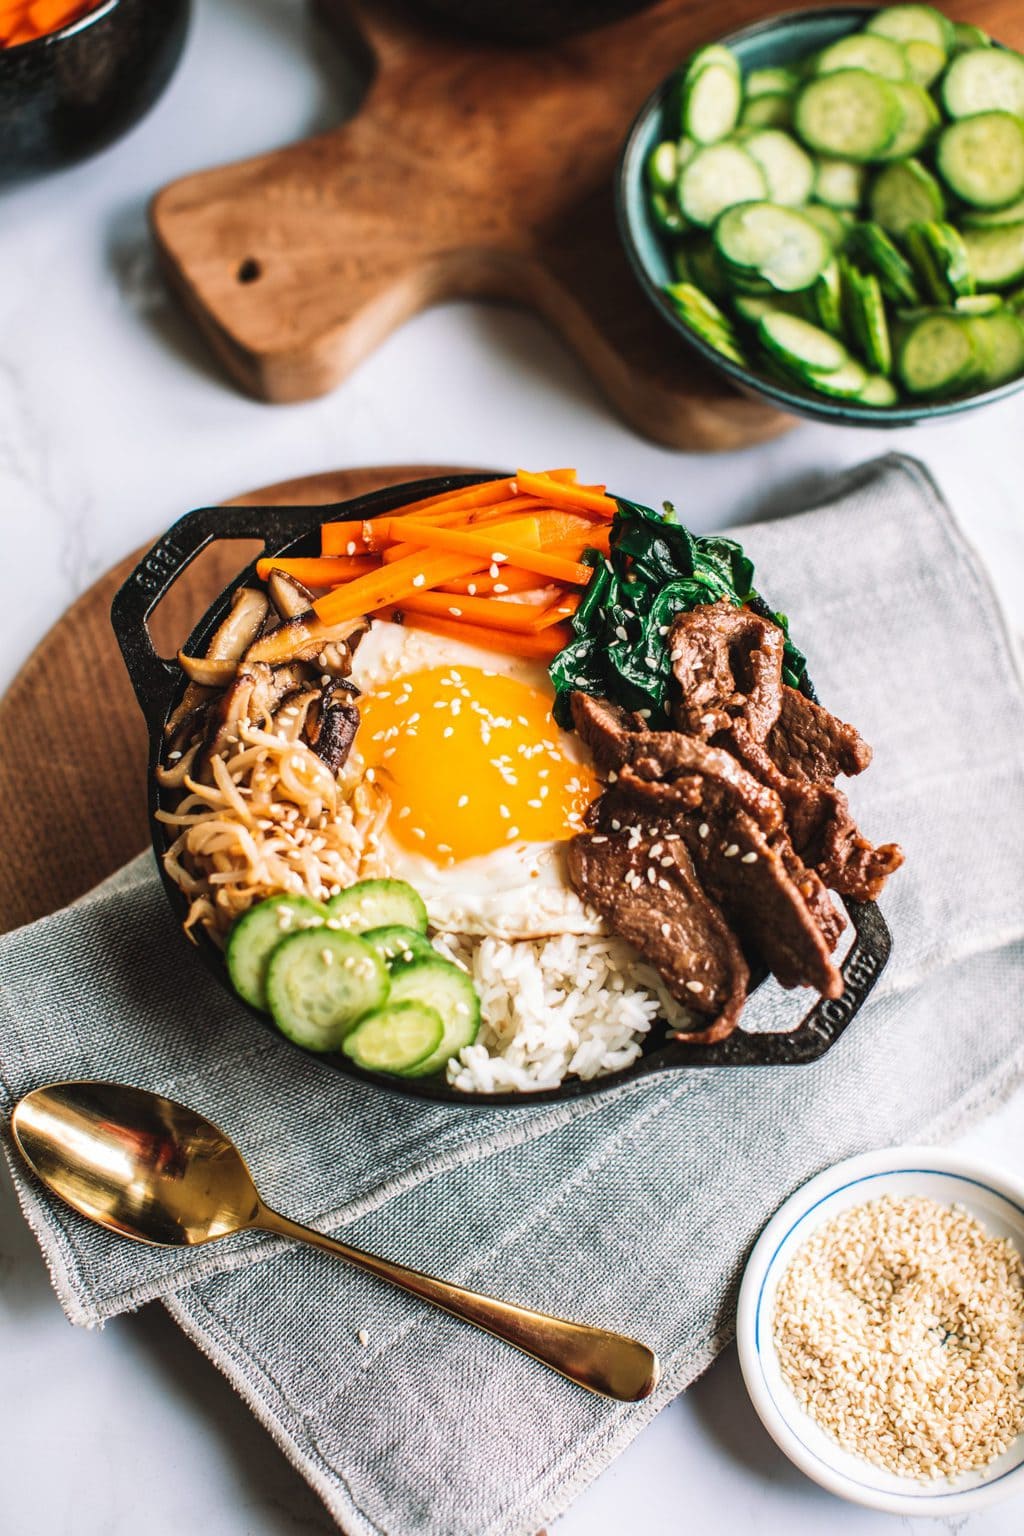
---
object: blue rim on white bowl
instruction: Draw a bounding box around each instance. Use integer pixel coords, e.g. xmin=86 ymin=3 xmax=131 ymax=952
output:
xmin=736 ymin=1147 xmax=1024 ymax=1515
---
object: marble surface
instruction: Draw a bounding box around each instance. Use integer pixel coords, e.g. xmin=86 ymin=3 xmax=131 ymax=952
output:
xmin=0 ymin=2 xmax=1022 ymax=1533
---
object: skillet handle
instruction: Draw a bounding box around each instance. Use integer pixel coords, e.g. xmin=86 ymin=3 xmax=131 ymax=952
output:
xmin=110 ymin=504 xmax=329 ymax=737
xmin=640 ymin=896 xmax=892 ymax=1071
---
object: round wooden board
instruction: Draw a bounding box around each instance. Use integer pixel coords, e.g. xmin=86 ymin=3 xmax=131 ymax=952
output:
xmin=0 ymin=463 xmax=467 ymax=934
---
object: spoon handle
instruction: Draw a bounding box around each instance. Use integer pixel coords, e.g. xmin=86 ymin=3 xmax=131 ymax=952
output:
xmin=255 ymin=1205 xmax=659 ymax=1402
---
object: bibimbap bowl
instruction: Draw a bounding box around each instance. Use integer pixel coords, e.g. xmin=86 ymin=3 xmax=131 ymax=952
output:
xmin=112 ymin=475 xmax=892 ymax=1107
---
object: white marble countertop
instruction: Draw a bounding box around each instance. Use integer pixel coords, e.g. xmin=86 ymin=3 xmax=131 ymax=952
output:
xmin=1 ymin=3 xmax=1022 ymax=1533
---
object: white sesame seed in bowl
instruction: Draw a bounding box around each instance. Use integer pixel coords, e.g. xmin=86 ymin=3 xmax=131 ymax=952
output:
xmin=736 ymin=1148 xmax=1024 ymax=1517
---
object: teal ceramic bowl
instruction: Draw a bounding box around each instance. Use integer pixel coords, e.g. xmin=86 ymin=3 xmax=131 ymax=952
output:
xmin=616 ymin=5 xmax=1024 ymax=429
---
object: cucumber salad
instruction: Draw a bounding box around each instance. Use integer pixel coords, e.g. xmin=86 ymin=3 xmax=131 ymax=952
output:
xmin=645 ymin=5 xmax=1024 ymax=405
xmin=226 ymin=878 xmax=480 ymax=1076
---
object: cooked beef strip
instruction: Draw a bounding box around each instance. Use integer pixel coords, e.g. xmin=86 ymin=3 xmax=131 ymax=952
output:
xmin=728 ymin=721 xmax=903 ymax=903
xmin=567 ymin=830 xmax=749 ymax=1043
xmin=606 ymin=769 xmax=844 ymax=998
xmin=668 ymin=600 xmax=785 ymax=742
xmin=767 ymin=685 xmax=872 ymax=784
xmin=571 ymin=692 xmax=783 ymax=834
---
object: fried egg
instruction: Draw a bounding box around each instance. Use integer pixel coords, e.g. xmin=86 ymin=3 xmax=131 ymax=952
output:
xmin=346 ymin=621 xmax=603 ymax=939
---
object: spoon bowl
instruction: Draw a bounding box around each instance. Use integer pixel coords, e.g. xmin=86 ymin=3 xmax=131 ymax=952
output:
xmin=12 ymin=1080 xmax=260 ymax=1247
xmin=11 ymin=1080 xmax=660 ymax=1401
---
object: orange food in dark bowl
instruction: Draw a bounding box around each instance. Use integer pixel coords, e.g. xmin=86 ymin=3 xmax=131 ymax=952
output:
xmin=0 ymin=0 xmax=99 ymax=49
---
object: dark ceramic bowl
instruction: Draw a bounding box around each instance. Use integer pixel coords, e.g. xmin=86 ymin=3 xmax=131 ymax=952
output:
xmin=0 ymin=0 xmax=190 ymax=182
xmin=406 ymin=0 xmax=656 ymax=44
xmin=617 ymin=6 xmax=1024 ymax=429
xmin=111 ymin=478 xmax=891 ymax=1107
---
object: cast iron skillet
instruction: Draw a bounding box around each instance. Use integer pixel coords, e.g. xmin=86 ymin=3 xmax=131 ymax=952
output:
xmin=111 ymin=475 xmax=892 ymax=1107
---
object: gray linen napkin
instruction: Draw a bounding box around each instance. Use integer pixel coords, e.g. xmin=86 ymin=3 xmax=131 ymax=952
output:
xmin=2 ymin=453 xmax=1023 ymax=1536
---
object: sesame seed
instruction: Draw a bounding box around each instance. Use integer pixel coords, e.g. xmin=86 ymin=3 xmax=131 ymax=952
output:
xmin=660 ymin=922 xmax=671 ymax=938
xmin=412 ymin=827 xmax=426 ymax=839
xmin=448 ymin=607 xmax=463 ymax=618
xmin=741 ymin=851 xmax=758 ymax=864
xmin=724 ymin=844 xmax=739 ymax=858
xmin=614 ymin=625 xmax=628 ymax=642
xmin=457 ymin=794 xmax=469 ymax=808
xmin=357 ymin=1329 xmax=369 ymax=1346
xmin=685 ymin=981 xmax=704 ymax=994
xmin=320 ymin=949 xmax=334 ymax=966
xmin=412 ymin=574 xmax=426 ymax=588
xmin=467 ymin=584 xmax=477 ymax=596
xmin=443 ymin=726 xmax=454 ymax=738
xmin=346 ymin=541 xmax=357 ymax=556
xmin=698 ymin=823 xmax=709 ymax=839
xmin=507 ymin=826 xmax=520 ymax=839
xmin=490 ymin=551 xmax=507 ymax=563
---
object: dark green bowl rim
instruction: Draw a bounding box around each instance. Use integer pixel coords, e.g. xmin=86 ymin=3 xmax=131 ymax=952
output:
xmin=615 ymin=4 xmax=1024 ymax=428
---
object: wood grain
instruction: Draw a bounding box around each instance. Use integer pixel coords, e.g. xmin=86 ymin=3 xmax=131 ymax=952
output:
xmin=151 ymin=0 xmax=1022 ymax=447
xmin=0 ymin=464 xmax=465 ymax=935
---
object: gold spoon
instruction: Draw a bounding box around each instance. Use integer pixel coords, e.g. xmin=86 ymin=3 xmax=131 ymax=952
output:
xmin=11 ymin=1080 xmax=659 ymax=1402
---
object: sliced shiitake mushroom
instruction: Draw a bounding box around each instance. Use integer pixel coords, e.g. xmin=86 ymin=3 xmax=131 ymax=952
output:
xmin=243 ymin=611 xmax=369 ymax=670
xmin=267 ymin=569 xmax=315 ymax=621
xmin=175 ymin=587 xmax=270 ymax=694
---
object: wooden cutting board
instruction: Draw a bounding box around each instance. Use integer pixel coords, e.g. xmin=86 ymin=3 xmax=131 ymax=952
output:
xmin=0 ymin=464 xmax=467 ymax=935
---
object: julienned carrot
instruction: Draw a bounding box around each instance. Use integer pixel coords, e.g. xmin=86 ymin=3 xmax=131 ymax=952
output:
xmin=370 ymin=589 xmax=554 ymax=633
xmin=373 ymin=476 xmax=515 ymax=520
xmin=385 ymin=611 xmax=573 ymax=662
xmin=321 ymin=522 xmax=374 ymax=557
xmin=372 ymin=518 xmax=593 ymax=587
xmin=437 ymin=569 xmax=550 ymax=596
xmin=528 ymin=592 xmax=581 ymax=632
xmin=255 ymin=554 xmax=376 ymax=585
xmin=313 ymin=548 xmax=492 ymax=626
xmin=533 ymin=510 xmax=601 ymax=545
xmin=515 ymin=470 xmax=618 ymax=518
xmin=378 ymin=514 xmax=541 ymax=564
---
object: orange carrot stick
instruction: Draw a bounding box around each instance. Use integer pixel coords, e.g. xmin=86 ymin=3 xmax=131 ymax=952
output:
xmin=369 ymin=589 xmax=554 ymax=632
xmin=528 ymin=592 xmax=582 ymax=631
xmin=379 ymin=513 xmax=541 ymax=564
xmin=256 ymin=554 xmax=377 ymax=585
xmin=515 ymin=470 xmax=618 ymax=519
xmin=380 ymin=612 xmax=572 ymax=661
xmin=313 ymin=548 xmax=491 ymax=626
xmin=371 ymin=518 xmax=592 ymax=587
xmin=437 ymin=569 xmax=551 ymax=596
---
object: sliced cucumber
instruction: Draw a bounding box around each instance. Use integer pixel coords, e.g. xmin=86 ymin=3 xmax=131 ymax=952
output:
xmin=361 ymin=924 xmax=437 ymax=970
xmin=963 ymin=195 xmax=1024 ymax=229
xmin=801 ymin=203 xmax=848 ymax=246
xmin=386 ymin=959 xmax=481 ymax=1078
xmin=732 ymin=291 xmax=806 ymax=324
xmin=878 ymin=81 xmax=940 ymax=160
xmin=667 ymin=287 xmax=749 ymax=365
xmin=962 ymin=223 xmax=1024 ymax=289
xmin=678 ymin=143 xmax=767 ymax=226
xmin=226 ymin=894 xmax=327 ymax=1012
xmin=740 ymin=93 xmax=793 ymax=129
xmin=265 ymin=929 xmax=389 ymax=1052
xmin=325 ymin=878 xmax=429 ymax=935
xmin=341 ymin=1001 xmax=444 ymax=1074
xmin=897 ymin=312 xmax=982 ymax=395
xmin=941 ymin=47 xmax=1024 ymax=120
xmin=743 ymin=129 xmax=814 ymax=207
xmin=795 ymin=70 xmax=901 ymax=161
xmin=746 ymin=66 xmax=798 ymax=99
xmin=845 ymin=222 xmax=919 ymax=304
xmin=937 ymin=113 xmax=1024 ymax=212
xmin=905 ymin=221 xmax=974 ymax=303
xmin=803 ymin=356 xmax=869 ymax=397
xmin=954 ymin=293 xmax=1004 ymax=315
xmin=683 ymin=61 xmax=742 ymax=145
xmin=811 ymin=259 xmax=844 ymax=334
xmin=858 ymin=373 xmax=900 ymax=405
xmin=903 ymin=39 xmax=946 ymax=88
xmin=674 ymin=234 xmax=729 ymax=297
xmin=646 ymin=140 xmax=679 ymax=193
xmin=812 ymin=157 xmax=865 ymax=211
xmin=715 ymin=202 xmax=831 ymax=292
xmin=965 ymin=310 xmax=1024 ymax=386
xmin=843 ymin=264 xmax=893 ymax=373
xmin=758 ymin=311 xmax=847 ymax=372
xmin=953 ymin=23 xmax=990 ymax=54
xmin=868 ymin=157 xmax=945 ymax=237
xmin=866 ymin=5 xmax=954 ymax=51
xmin=649 ymin=190 xmax=687 ymax=235
xmin=815 ymin=34 xmax=908 ymax=82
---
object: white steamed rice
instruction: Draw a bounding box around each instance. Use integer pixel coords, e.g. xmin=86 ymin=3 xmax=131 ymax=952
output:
xmin=433 ymin=929 xmax=696 ymax=1095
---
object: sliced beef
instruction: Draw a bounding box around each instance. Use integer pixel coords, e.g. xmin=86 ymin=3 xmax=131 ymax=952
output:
xmin=728 ymin=721 xmax=903 ymax=902
xmin=608 ymin=770 xmax=843 ymax=998
xmin=567 ymin=830 xmax=749 ymax=1043
xmin=571 ymin=691 xmax=783 ymax=834
xmin=668 ymin=600 xmax=784 ymax=742
xmin=767 ymin=685 xmax=872 ymax=784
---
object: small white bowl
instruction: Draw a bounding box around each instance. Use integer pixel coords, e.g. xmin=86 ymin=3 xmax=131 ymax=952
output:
xmin=736 ymin=1147 xmax=1024 ymax=1516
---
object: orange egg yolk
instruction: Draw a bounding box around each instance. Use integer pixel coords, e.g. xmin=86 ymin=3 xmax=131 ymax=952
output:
xmin=357 ymin=665 xmax=599 ymax=865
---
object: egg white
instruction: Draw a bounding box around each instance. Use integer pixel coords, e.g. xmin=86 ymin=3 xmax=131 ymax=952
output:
xmin=346 ymin=620 xmax=602 ymax=940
